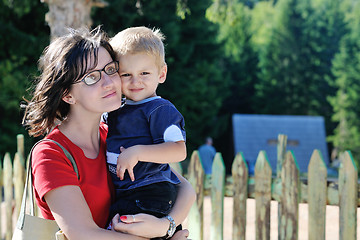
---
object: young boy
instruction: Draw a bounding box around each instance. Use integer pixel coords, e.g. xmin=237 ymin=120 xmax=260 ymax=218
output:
xmin=105 ymin=26 xmax=187 ymax=239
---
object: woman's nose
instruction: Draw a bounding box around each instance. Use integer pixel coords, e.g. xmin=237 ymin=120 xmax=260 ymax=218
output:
xmin=102 ymin=72 xmax=118 ymax=88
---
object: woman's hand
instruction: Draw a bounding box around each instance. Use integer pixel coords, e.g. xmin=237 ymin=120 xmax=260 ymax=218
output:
xmin=112 ymin=213 xmax=190 ymax=239
xmin=170 ymin=229 xmax=190 ymax=240
xmin=46 ymin=186 xmax=149 ymax=240
xmin=112 ymin=213 xmax=169 ymax=238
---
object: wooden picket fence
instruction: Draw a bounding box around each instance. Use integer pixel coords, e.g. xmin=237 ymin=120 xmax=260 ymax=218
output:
xmin=1 ymin=134 xmax=359 ymax=240
xmin=186 ymin=134 xmax=359 ymax=240
xmin=1 ymin=135 xmax=27 ymax=240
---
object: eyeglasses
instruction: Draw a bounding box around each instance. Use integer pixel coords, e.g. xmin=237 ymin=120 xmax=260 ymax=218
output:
xmin=81 ymin=61 xmax=119 ymax=86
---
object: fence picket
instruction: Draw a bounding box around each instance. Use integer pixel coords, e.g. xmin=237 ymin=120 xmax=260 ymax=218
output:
xmin=14 ymin=152 xmax=25 ymax=217
xmin=169 ymin=162 xmax=183 ymax=176
xmin=211 ymin=153 xmax=225 ymax=240
xmin=232 ymin=153 xmax=248 ymax=240
xmin=276 ymin=134 xmax=287 ymax=178
xmin=339 ymin=151 xmax=358 ymax=240
xmin=17 ymin=134 xmax=25 ymax=166
xmin=308 ymin=149 xmax=327 ymax=240
xmin=4 ymin=153 xmax=13 ymax=240
xmin=187 ymin=150 xmax=204 ymax=240
xmin=280 ymin=151 xmax=299 ymax=240
xmin=255 ymin=151 xmax=272 ymax=240
xmin=277 ymin=134 xmax=287 ymax=240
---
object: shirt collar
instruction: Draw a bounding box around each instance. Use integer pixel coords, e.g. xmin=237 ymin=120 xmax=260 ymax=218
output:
xmin=125 ymin=96 xmax=161 ymax=105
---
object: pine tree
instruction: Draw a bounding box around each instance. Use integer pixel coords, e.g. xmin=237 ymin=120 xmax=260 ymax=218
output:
xmin=255 ymin=0 xmax=346 ymax=121
xmin=206 ymin=0 xmax=258 ymax=167
xmin=0 ymin=0 xmax=49 ymax=156
xmin=328 ymin=1 xmax=360 ymax=170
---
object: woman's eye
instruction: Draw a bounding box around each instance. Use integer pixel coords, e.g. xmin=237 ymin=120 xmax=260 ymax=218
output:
xmin=106 ymin=67 xmax=116 ymax=74
xmin=86 ymin=73 xmax=98 ymax=80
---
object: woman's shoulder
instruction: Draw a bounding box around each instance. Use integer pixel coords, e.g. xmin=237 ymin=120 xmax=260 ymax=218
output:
xmin=32 ymin=126 xmax=75 ymax=164
xmin=31 ymin=127 xmax=80 ymax=185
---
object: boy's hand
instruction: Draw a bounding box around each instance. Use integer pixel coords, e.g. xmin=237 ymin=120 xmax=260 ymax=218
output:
xmin=116 ymin=146 xmax=139 ymax=181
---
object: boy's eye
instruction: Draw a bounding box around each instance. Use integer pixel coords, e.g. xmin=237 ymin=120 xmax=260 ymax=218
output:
xmin=120 ymin=73 xmax=131 ymax=77
xmin=141 ymin=72 xmax=150 ymax=75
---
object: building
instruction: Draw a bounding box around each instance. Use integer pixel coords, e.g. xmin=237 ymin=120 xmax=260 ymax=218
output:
xmin=232 ymin=114 xmax=330 ymax=175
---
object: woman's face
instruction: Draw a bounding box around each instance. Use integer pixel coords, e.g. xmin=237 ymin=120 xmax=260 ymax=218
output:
xmin=65 ymin=47 xmax=122 ymax=115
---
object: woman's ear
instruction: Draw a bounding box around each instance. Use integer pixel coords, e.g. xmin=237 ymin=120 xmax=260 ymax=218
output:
xmin=62 ymin=94 xmax=76 ymax=105
xmin=158 ymin=64 xmax=167 ymax=84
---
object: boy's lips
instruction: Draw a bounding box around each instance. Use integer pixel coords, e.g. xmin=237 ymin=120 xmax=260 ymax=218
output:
xmin=130 ymin=88 xmax=143 ymax=92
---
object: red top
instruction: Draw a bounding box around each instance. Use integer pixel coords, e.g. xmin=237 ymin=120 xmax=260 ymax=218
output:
xmin=32 ymin=124 xmax=113 ymax=228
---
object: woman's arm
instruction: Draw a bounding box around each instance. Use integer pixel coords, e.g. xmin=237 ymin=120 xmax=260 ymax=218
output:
xmin=45 ymin=185 xmax=148 ymax=240
xmin=168 ymin=168 xmax=196 ymax=226
xmin=114 ymin=169 xmax=196 ymax=238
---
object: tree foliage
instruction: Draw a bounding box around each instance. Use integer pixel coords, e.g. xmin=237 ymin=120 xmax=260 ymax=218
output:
xmin=256 ymin=0 xmax=332 ymax=114
xmin=206 ymin=0 xmax=258 ymax=169
xmin=96 ymin=0 xmax=229 ymax=156
xmin=205 ymin=0 xmax=352 ymax=170
xmin=1 ymin=0 xmax=360 ymax=173
xmin=328 ymin=0 xmax=360 ymax=169
xmin=0 ymin=0 xmax=49 ymax=157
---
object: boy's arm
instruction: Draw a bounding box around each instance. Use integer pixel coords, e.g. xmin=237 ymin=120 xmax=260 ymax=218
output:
xmin=133 ymin=141 xmax=186 ymax=163
xmin=116 ymin=141 xmax=186 ymax=181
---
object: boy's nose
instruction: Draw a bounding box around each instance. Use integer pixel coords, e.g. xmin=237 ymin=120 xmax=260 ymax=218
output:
xmin=131 ymin=76 xmax=141 ymax=84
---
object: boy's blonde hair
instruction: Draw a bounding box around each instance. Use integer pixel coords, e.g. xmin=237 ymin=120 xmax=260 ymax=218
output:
xmin=110 ymin=26 xmax=166 ymax=69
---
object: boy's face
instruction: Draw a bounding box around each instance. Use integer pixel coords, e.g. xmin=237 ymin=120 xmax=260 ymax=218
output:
xmin=118 ymin=53 xmax=167 ymax=102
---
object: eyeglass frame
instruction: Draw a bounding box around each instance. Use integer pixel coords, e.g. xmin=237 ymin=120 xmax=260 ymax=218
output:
xmin=80 ymin=60 xmax=119 ymax=86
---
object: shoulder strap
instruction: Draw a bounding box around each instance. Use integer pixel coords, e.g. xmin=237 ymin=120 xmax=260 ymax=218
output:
xmin=44 ymin=139 xmax=79 ymax=179
xmin=16 ymin=139 xmax=79 ymax=230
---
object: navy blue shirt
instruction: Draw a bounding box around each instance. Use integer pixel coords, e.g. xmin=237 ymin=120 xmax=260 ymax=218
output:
xmin=105 ymin=97 xmax=185 ymax=191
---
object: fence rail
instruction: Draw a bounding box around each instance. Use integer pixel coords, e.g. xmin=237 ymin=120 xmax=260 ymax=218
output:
xmin=1 ymin=134 xmax=359 ymax=240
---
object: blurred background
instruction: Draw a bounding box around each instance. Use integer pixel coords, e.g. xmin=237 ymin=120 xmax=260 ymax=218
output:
xmin=1 ymin=0 xmax=360 ymax=175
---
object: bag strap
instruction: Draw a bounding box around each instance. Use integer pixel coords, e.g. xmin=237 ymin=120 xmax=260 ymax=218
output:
xmin=16 ymin=139 xmax=79 ymax=230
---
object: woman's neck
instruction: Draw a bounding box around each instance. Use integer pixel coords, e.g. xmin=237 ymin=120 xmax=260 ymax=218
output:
xmin=58 ymin=113 xmax=102 ymax=159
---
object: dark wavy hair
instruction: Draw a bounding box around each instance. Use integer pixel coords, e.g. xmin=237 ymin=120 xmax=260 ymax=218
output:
xmin=22 ymin=26 xmax=117 ymax=137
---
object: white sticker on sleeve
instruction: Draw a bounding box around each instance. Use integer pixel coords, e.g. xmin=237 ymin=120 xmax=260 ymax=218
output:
xmin=164 ymin=125 xmax=185 ymax=142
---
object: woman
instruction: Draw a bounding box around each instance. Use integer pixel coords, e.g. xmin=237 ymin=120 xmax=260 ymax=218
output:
xmin=22 ymin=26 xmax=195 ymax=240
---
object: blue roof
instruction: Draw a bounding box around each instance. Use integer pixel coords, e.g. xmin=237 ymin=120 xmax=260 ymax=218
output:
xmin=232 ymin=114 xmax=329 ymax=173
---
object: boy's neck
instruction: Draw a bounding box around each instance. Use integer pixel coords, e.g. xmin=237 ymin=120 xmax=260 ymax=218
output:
xmin=125 ymin=96 xmax=161 ymax=105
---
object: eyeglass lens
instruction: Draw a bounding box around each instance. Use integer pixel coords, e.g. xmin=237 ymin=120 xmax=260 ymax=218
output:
xmin=83 ymin=61 xmax=119 ymax=85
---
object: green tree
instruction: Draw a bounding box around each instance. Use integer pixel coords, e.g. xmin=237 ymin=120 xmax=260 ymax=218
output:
xmin=309 ymin=0 xmax=349 ymax=135
xmin=206 ymin=0 xmax=258 ymax=169
xmin=94 ymin=0 xmax=228 ymax=157
xmin=255 ymin=0 xmax=316 ymax=114
xmin=255 ymin=0 xmax=345 ymax=123
xmin=329 ymin=1 xmax=360 ymax=170
xmin=0 ymin=0 xmax=49 ymax=158
xmin=207 ymin=0 xmax=258 ymax=115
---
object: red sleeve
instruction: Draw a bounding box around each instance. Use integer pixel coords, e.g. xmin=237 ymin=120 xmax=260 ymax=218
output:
xmin=32 ymin=141 xmax=79 ymax=201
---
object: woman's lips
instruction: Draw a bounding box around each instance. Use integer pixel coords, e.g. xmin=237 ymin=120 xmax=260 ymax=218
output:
xmin=103 ymin=91 xmax=117 ymax=98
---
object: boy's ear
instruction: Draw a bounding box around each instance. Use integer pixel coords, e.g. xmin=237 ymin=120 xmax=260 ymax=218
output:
xmin=158 ymin=64 xmax=167 ymax=84
xmin=62 ymin=93 xmax=76 ymax=105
